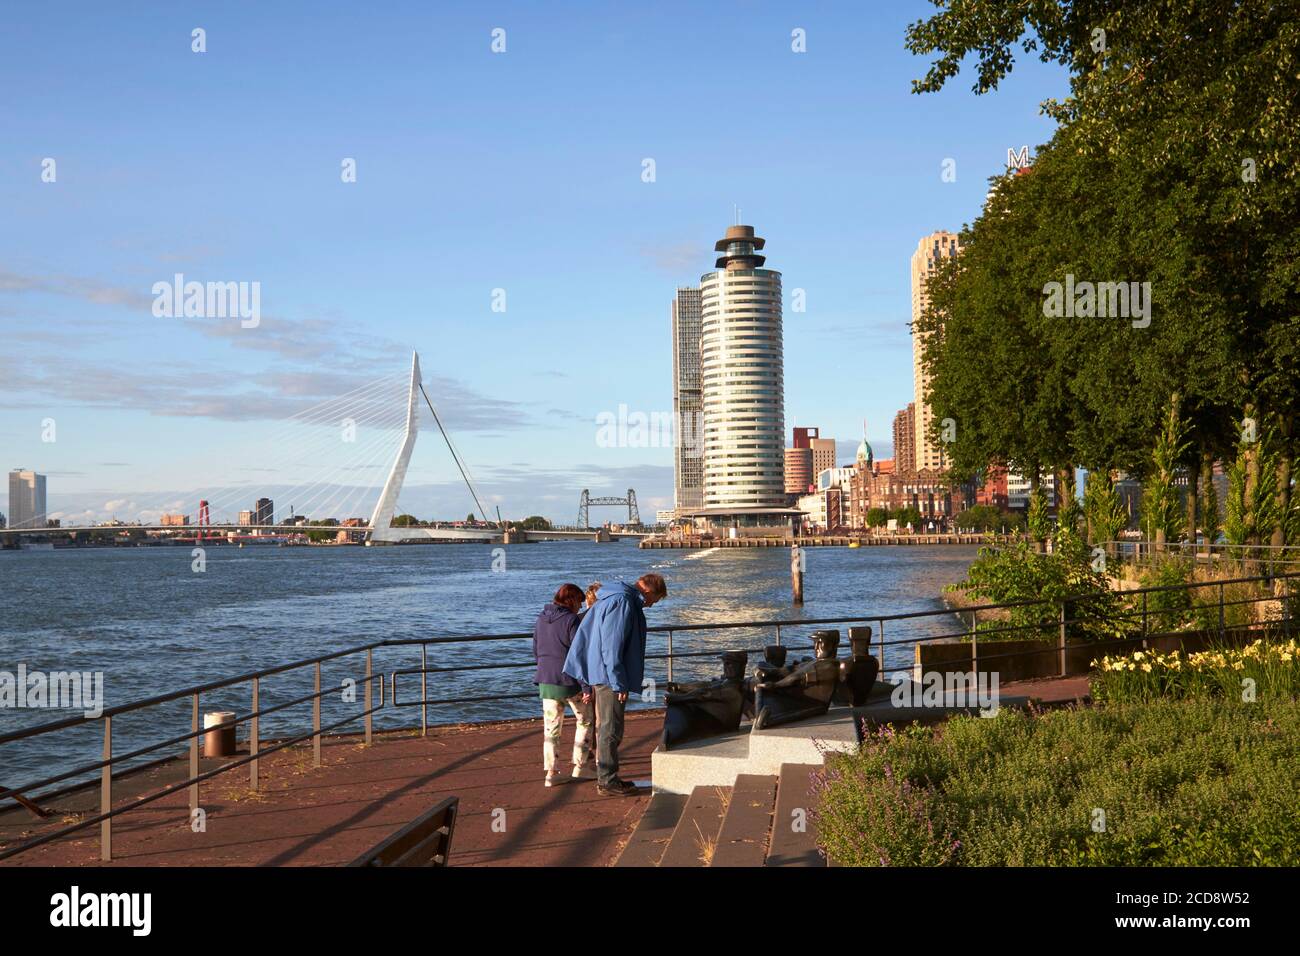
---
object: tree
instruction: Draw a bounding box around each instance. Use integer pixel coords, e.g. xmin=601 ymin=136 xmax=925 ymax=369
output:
xmin=1083 ymin=470 xmax=1127 ymax=552
xmin=519 ymin=515 xmax=551 ymax=531
xmin=907 ymin=0 xmax=1298 ymax=549
xmin=865 ymin=507 xmax=889 ymax=528
xmin=392 ymin=514 xmax=419 ymax=528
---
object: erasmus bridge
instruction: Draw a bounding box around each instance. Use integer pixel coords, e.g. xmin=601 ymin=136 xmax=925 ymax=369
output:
xmin=1 ymin=352 xmax=648 ymax=545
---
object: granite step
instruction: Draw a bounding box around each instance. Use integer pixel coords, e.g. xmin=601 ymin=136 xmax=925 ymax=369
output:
xmin=657 ymin=785 xmax=731 ymax=867
xmin=710 ymin=773 xmax=777 ymax=867
xmin=614 ymin=791 xmax=688 ymax=867
xmin=766 ymin=763 xmax=824 ymax=867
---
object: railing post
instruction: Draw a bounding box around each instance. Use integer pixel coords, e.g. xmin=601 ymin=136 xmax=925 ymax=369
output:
xmin=1219 ymin=582 xmax=1225 ymax=637
xmin=420 ymin=643 xmax=428 ymax=737
xmin=877 ymin=619 xmax=886 ymax=674
xmin=190 ymin=693 xmax=200 ymax=813
xmin=1141 ymin=591 xmax=1149 ymax=648
xmin=666 ymin=630 xmax=674 ymax=684
xmin=250 ymin=677 xmax=260 ymax=790
xmin=365 ymin=649 xmax=373 ymax=745
xmin=100 ymin=716 xmax=112 ymax=862
xmin=774 ymin=624 xmax=782 ymax=647
xmin=313 ymin=661 xmax=322 ymax=768
xmin=970 ymin=611 xmax=978 ymax=683
xmin=1058 ymin=601 xmax=1067 ymax=677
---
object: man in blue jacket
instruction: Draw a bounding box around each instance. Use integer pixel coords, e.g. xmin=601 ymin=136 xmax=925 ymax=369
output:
xmin=563 ymin=573 xmax=667 ymax=796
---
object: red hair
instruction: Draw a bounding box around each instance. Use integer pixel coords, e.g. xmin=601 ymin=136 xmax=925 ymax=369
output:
xmin=553 ymin=583 xmax=583 ymax=607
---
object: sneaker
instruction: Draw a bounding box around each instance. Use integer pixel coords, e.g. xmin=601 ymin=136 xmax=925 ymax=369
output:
xmin=597 ymin=779 xmax=640 ymax=797
xmin=571 ymin=764 xmax=596 ymax=780
xmin=545 ymin=771 xmax=557 ymax=787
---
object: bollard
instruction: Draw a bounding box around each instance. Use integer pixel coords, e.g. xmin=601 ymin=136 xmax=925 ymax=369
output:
xmin=203 ymin=711 xmax=237 ymax=758
xmin=791 ymin=544 xmax=804 ymax=605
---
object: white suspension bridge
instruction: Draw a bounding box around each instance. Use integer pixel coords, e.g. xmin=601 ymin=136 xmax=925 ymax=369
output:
xmin=2 ymin=352 xmax=649 ymax=545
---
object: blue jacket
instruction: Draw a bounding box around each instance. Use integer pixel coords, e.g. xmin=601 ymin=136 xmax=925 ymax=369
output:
xmin=563 ymin=582 xmax=647 ymax=694
xmin=533 ymin=603 xmax=585 ymax=692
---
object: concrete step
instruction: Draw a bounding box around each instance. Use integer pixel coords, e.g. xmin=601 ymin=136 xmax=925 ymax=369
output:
xmin=651 ymin=705 xmax=860 ymax=795
xmin=766 ymin=763 xmax=824 ymax=867
xmin=614 ymin=791 xmax=687 ymax=867
xmin=657 ymin=785 xmax=731 ymax=867
xmin=710 ymin=773 xmax=777 ymax=867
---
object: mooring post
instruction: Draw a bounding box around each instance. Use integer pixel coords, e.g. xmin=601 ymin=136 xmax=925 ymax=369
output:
xmin=791 ymin=543 xmax=804 ymax=605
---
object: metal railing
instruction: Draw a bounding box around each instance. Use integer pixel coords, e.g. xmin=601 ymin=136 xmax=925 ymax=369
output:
xmin=2 ymin=568 xmax=1295 ymax=863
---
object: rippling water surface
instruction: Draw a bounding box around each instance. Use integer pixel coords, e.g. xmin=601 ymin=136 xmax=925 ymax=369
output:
xmin=0 ymin=541 xmax=978 ymax=791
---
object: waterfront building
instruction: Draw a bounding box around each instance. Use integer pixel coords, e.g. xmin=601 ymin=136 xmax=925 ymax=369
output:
xmin=255 ymin=497 xmax=274 ymax=525
xmin=892 ymin=404 xmax=916 ymax=474
xmin=783 ymin=446 xmax=813 ymax=496
xmin=671 ymin=286 xmax=704 ymax=513
xmin=159 ymin=513 xmax=189 ymax=526
xmin=700 ymin=224 xmax=785 ymax=510
xmin=678 ymin=224 xmax=799 ymax=534
xmin=910 ymin=231 xmax=961 ymax=473
xmin=1007 ymin=470 xmax=1057 ymax=511
xmin=237 ymin=510 xmax=254 ymax=526
xmin=8 ymin=469 xmax=47 ymax=530
xmin=975 ymin=465 xmax=1009 ymax=510
xmin=809 ymin=436 xmax=837 ymax=479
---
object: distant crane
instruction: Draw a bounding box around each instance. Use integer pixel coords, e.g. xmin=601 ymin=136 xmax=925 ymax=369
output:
xmin=577 ymin=489 xmax=639 ymax=529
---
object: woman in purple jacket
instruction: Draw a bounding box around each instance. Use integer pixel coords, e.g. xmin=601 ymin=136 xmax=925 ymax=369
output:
xmin=533 ymin=583 xmax=596 ymax=786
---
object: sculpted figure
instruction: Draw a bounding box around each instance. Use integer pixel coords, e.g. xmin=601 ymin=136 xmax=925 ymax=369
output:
xmin=835 ymin=627 xmax=880 ymax=707
xmin=660 ymin=650 xmax=748 ymax=750
xmin=751 ymin=630 xmax=841 ymax=730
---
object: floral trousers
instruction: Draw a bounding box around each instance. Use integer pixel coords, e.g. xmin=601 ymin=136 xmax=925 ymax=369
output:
xmin=541 ymin=695 xmax=595 ymax=772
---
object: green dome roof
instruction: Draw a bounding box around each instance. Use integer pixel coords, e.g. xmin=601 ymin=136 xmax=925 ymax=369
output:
xmin=856 ymin=438 xmax=873 ymax=464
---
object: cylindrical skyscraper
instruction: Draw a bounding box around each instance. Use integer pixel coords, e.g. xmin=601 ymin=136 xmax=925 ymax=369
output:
xmin=700 ymin=225 xmax=786 ymax=510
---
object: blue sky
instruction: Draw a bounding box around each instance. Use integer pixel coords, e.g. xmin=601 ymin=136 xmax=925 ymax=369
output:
xmin=0 ymin=2 xmax=1068 ymax=525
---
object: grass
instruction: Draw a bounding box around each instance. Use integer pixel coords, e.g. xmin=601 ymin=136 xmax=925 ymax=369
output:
xmin=812 ymin=696 xmax=1300 ymax=866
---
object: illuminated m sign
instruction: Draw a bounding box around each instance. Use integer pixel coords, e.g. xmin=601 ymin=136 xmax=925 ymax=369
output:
xmin=1006 ymin=145 xmax=1031 ymax=170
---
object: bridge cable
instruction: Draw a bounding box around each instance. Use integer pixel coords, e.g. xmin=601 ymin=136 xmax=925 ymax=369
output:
xmin=418 ymin=384 xmax=496 ymax=528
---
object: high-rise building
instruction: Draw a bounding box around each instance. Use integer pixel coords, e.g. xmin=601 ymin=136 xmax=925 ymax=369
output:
xmin=671 ymin=286 xmax=704 ymax=512
xmin=255 ymin=497 xmax=274 ymax=525
xmin=237 ymin=510 xmax=254 ymax=526
xmin=809 ymin=436 xmax=837 ymax=478
xmin=8 ymin=470 xmax=47 ymax=530
xmin=700 ymin=224 xmax=786 ymax=510
xmin=783 ymin=446 xmax=813 ymax=495
xmin=892 ymin=403 xmax=916 ymax=474
xmin=911 ymin=231 xmax=961 ymax=473
xmin=160 ymin=513 xmax=190 ymax=526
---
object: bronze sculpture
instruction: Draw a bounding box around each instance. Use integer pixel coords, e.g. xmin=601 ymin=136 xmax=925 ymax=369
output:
xmin=661 ymin=650 xmax=748 ymax=750
xmin=836 ymin=627 xmax=880 ymax=707
xmin=751 ymin=630 xmax=842 ymax=730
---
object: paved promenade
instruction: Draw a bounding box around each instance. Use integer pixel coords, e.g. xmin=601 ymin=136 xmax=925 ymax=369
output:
xmin=1 ymin=712 xmax=661 ymax=867
xmin=0 ymin=674 xmax=1089 ymax=867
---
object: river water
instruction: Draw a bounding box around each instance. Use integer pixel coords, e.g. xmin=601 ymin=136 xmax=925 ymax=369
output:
xmin=0 ymin=541 xmax=978 ymax=793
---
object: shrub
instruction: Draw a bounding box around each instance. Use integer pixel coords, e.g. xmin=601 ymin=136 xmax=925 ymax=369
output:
xmin=815 ymin=697 xmax=1300 ymax=866
xmin=947 ymin=532 xmax=1124 ymax=641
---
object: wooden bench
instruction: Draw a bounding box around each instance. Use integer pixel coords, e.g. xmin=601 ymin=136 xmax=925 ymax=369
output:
xmin=348 ymin=797 xmax=458 ymax=867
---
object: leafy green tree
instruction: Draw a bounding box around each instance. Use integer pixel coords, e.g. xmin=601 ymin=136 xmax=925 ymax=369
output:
xmin=519 ymin=515 xmax=551 ymax=531
xmin=1141 ymin=401 xmax=1192 ymax=548
xmin=392 ymin=514 xmax=419 ymax=528
xmin=865 ymin=507 xmax=889 ymax=528
xmin=1083 ymin=470 xmax=1127 ymax=551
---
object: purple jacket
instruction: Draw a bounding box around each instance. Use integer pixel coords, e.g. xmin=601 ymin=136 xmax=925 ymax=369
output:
xmin=533 ymin=603 xmax=587 ymax=693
